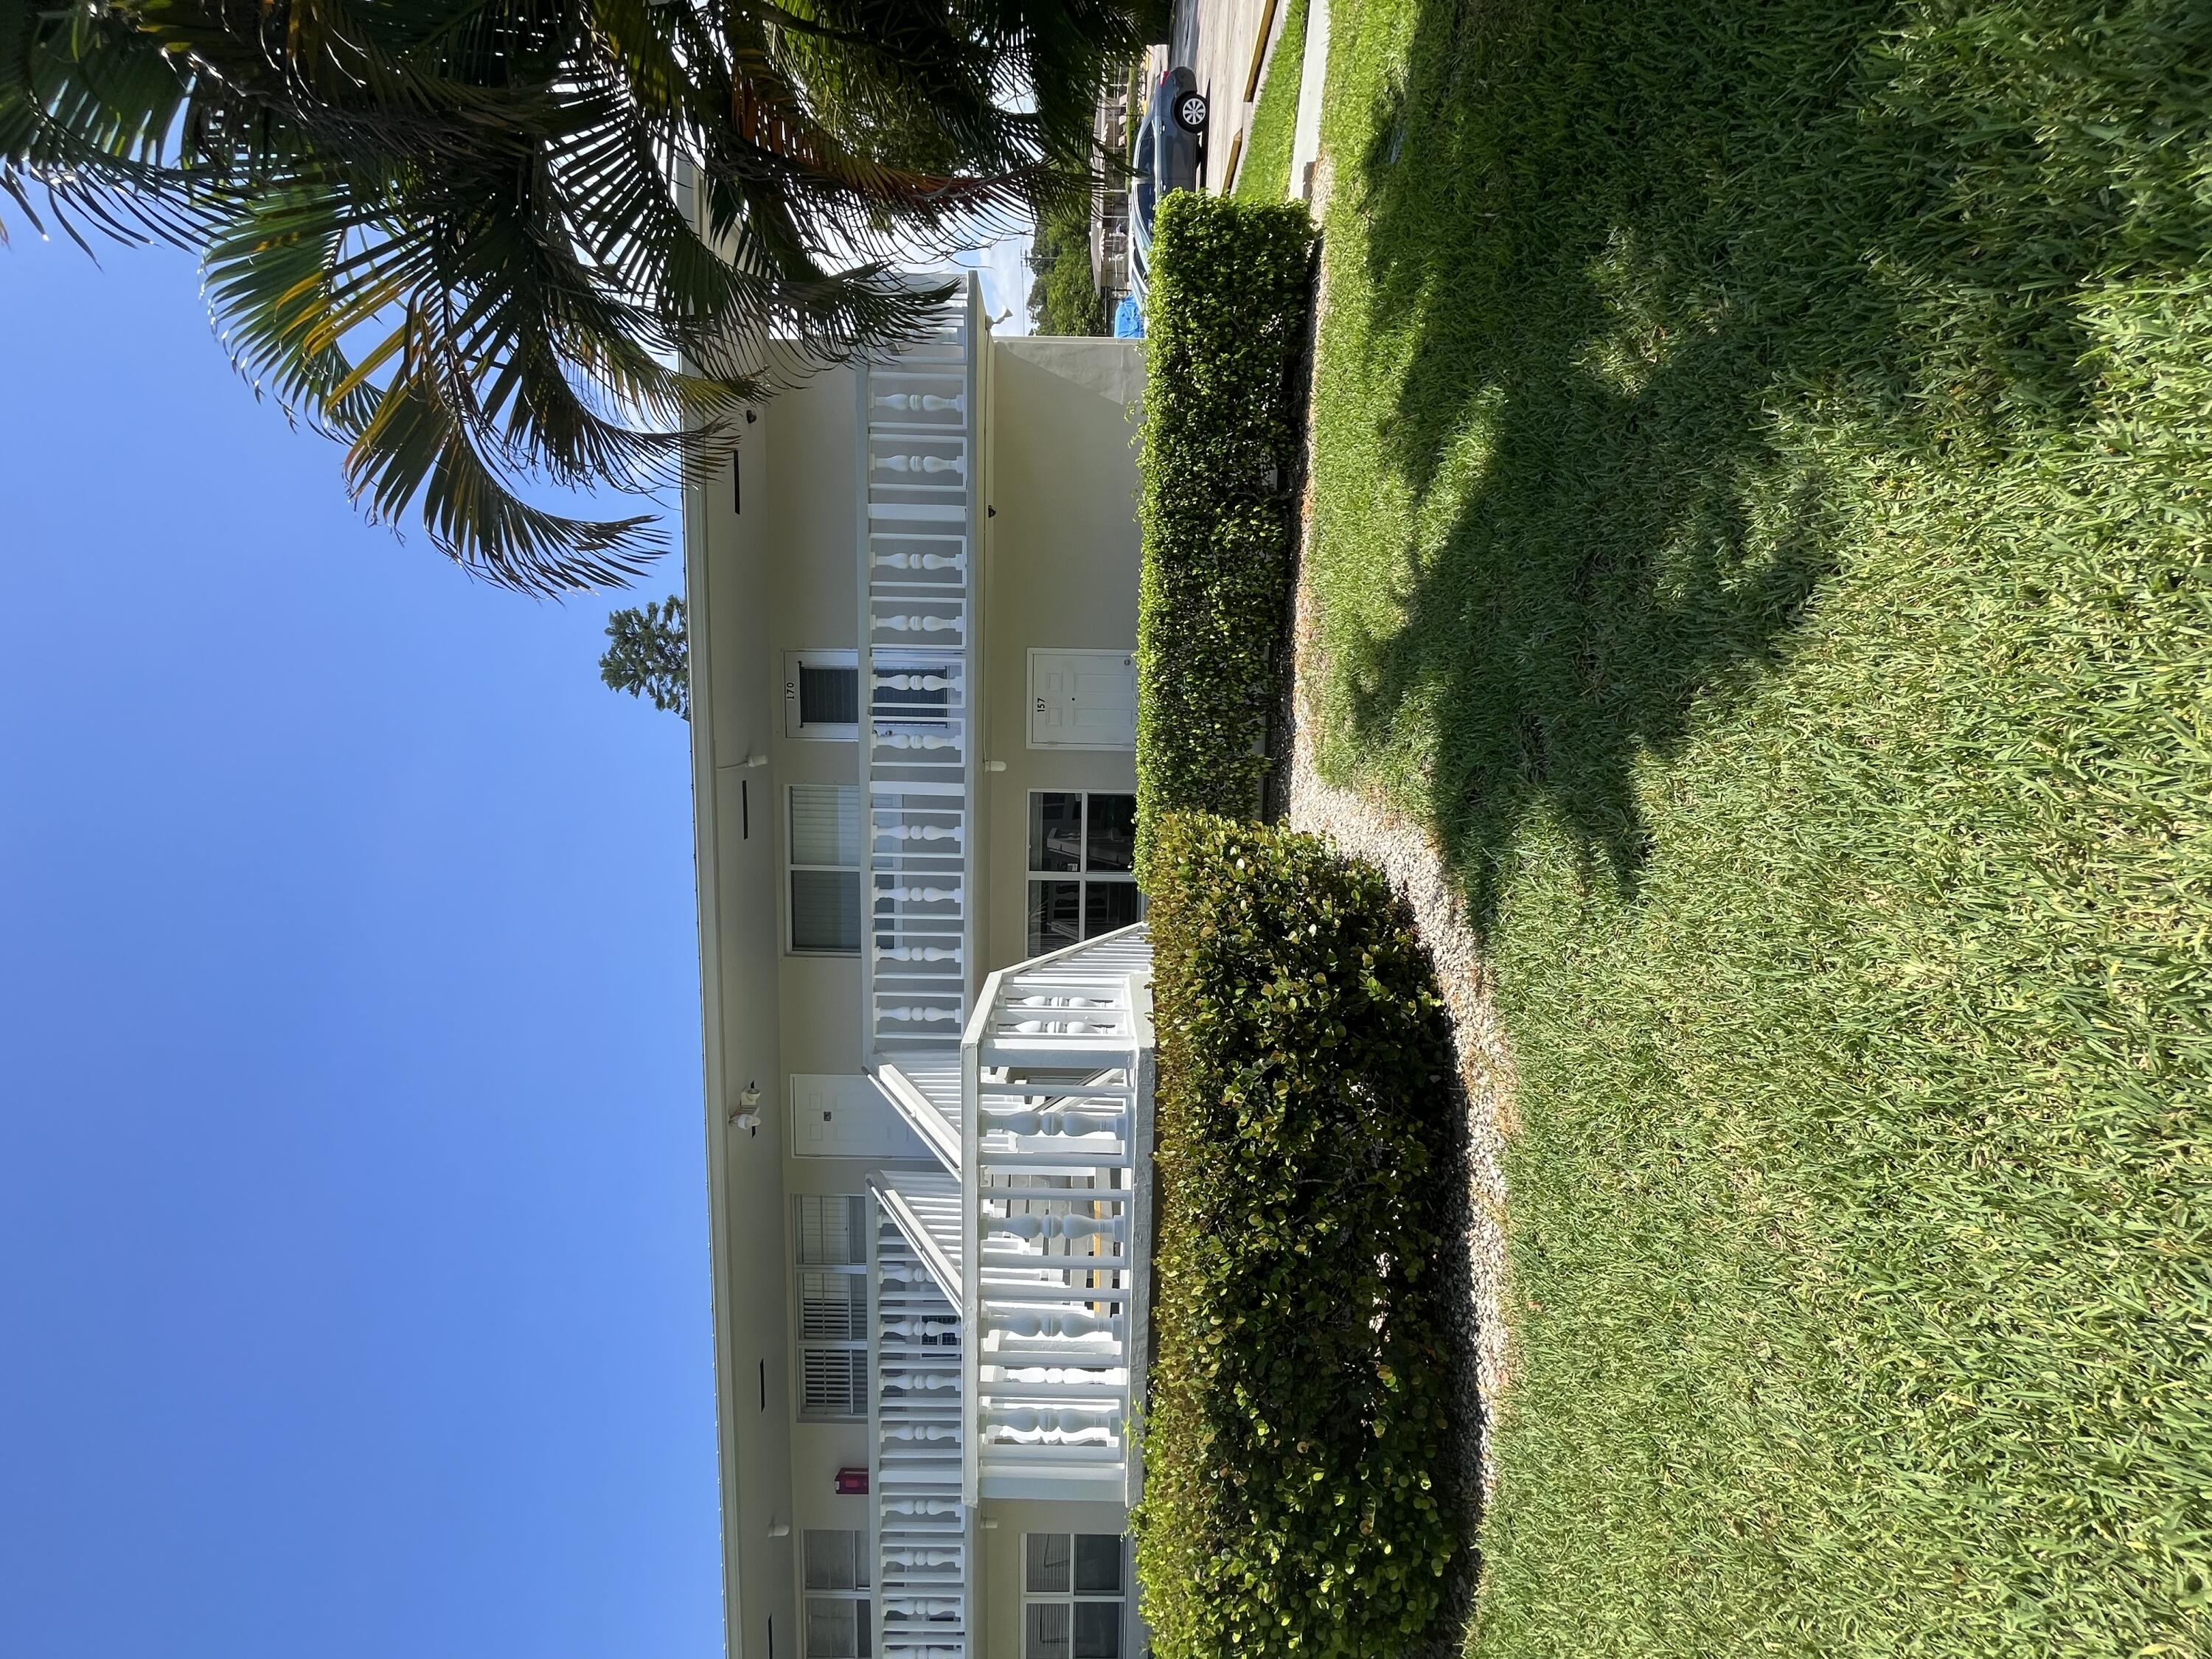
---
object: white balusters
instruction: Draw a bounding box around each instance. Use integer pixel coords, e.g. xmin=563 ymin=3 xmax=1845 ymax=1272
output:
xmin=874 ymin=1203 xmax=967 ymax=1659
xmin=861 ymin=310 xmax=975 ymax=1055
xmin=884 ymin=1547 xmax=960 ymax=1569
xmin=880 ymin=1005 xmax=960 ymax=1025
xmin=874 ymin=391 xmax=966 ymax=414
xmin=982 ymin=1407 xmax=1118 ymax=1447
xmin=874 ymin=551 xmax=965 ymax=573
xmin=998 ymin=1366 xmax=1126 ymax=1385
xmin=882 ymin=1318 xmax=958 ymax=1343
xmin=886 ymin=1596 xmax=962 ymax=1617
xmin=962 ymin=929 xmax=1155 ymax=1506
xmin=993 ymin=1309 xmax=1115 ymax=1341
xmin=874 ymin=451 xmax=968 ymax=478
xmin=886 ymin=1371 xmax=958 ymax=1393
xmin=883 ymin=1422 xmax=959 ymax=1443
xmin=883 ymin=1498 xmax=959 ymax=1517
xmin=876 ymin=731 xmax=959 ymax=751
xmin=978 ymin=1105 xmax=1121 ymax=1138
xmin=983 ymin=1212 xmax=1125 ymax=1249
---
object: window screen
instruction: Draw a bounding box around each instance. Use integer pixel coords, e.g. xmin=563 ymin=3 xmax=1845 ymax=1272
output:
xmin=804 ymin=1529 xmax=872 ymax=1658
xmin=786 ymin=650 xmax=860 ymax=740
xmin=1023 ymin=1534 xmax=1124 ymax=1659
xmin=800 ymin=664 xmax=860 ymax=727
xmin=1026 ymin=793 xmax=1144 ymax=958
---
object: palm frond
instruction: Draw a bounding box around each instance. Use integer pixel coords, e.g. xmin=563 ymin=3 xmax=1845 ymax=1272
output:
xmin=6 ymin=0 xmax=1147 ymax=589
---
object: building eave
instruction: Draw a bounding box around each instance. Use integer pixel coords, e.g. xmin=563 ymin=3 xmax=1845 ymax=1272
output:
xmin=683 ymin=460 xmax=749 ymax=1659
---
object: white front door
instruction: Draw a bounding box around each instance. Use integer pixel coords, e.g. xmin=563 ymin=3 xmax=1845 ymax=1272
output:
xmin=1029 ymin=650 xmax=1138 ymax=750
xmin=788 ymin=1074 xmax=922 ymax=1158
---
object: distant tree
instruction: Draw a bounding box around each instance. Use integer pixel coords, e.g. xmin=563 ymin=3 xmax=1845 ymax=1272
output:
xmin=1028 ymin=199 xmax=1106 ymax=336
xmin=600 ymin=597 xmax=689 ymax=720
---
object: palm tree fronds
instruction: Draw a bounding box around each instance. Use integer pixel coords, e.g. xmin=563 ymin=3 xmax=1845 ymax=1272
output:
xmin=6 ymin=0 xmax=1150 ymax=588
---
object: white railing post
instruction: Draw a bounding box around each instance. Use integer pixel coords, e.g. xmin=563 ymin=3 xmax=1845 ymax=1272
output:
xmin=859 ymin=279 xmax=983 ymax=1062
xmin=960 ymin=925 xmax=1155 ymax=1501
xmin=872 ymin=1194 xmax=969 ymax=1659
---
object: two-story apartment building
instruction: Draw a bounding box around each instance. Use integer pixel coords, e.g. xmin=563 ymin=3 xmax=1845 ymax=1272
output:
xmin=684 ymin=279 xmax=1157 ymax=1659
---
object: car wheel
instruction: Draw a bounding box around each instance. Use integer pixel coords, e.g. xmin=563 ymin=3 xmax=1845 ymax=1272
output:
xmin=1172 ymin=90 xmax=1208 ymax=134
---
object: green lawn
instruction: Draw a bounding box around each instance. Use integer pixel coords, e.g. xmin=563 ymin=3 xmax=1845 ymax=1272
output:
xmin=1234 ymin=0 xmax=1307 ymax=203
xmin=1299 ymin=0 xmax=2212 ymax=1652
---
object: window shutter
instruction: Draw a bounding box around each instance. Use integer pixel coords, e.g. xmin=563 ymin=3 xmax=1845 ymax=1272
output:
xmin=797 ymin=1195 xmax=866 ymax=1265
xmin=801 ymin=1348 xmax=866 ymax=1416
xmin=795 ymin=1197 xmax=869 ymax=1421
xmin=790 ymin=786 xmax=862 ymax=867
xmin=799 ymin=1271 xmax=867 ymax=1340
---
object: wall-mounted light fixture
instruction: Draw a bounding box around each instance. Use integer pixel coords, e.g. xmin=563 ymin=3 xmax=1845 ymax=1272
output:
xmin=728 ymin=1082 xmax=763 ymax=1132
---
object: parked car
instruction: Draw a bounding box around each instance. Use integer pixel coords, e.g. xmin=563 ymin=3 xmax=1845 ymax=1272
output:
xmin=1127 ymin=65 xmax=1208 ymax=305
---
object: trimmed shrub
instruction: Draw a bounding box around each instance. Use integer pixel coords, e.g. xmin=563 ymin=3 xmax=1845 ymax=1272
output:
xmin=1135 ymin=193 xmax=1317 ymax=876
xmin=1134 ymin=813 xmax=1463 ymax=1659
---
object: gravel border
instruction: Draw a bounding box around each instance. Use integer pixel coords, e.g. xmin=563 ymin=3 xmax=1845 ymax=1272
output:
xmin=1280 ymin=169 xmax=1518 ymax=1532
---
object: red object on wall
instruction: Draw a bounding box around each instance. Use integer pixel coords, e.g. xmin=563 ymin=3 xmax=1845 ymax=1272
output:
xmin=835 ymin=1467 xmax=869 ymax=1496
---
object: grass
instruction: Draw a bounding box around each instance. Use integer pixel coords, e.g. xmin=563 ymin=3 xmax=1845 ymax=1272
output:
xmin=1298 ymin=0 xmax=2212 ymax=1652
xmin=1234 ymin=0 xmax=1308 ymax=203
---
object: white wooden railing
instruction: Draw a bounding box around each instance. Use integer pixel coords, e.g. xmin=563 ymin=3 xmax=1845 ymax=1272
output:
xmin=961 ymin=925 xmax=1155 ymax=1506
xmin=858 ymin=279 xmax=981 ymax=1058
xmin=869 ymin=1190 xmax=971 ymax=1659
xmin=868 ymin=929 xmax=1154 ymax=1655
xmin=853 ymin=287 xmax=1152 ymax=1635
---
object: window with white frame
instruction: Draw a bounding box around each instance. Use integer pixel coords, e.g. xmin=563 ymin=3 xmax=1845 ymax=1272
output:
xmin=1022 ymin=1533 xmax=1126 ymax=1659
xmin=795 ymin=1194 xmax=868 ymax=1419
xmin=1026 ymin=792 xmax=1142 ymax=959
xmin=790 ymin=785 xmax=863 ymax=953
xmin=804 ymin=1529 xmax=872 ymax=1658
xmin=785 ymin=650 xmax=861 ymax=740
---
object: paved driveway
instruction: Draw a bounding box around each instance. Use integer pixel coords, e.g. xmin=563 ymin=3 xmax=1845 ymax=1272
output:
xmin=1168 ymin=0 xmax=1296 ymax=193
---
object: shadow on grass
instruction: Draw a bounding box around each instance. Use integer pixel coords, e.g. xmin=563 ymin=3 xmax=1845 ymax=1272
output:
xmin=1320 ymin=0 xmax=2208 ymax=927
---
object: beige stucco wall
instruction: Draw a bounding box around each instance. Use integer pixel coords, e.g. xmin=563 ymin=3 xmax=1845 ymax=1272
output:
xmin=982 ymin=337 xmax=1147 ymax=973
xmin=692 ymin=333 xmax=1149 ymax=1659
xmin=750 ymin=374 xmax=928 ymax=1605
xmin=762 ymin=373 xmax=866 ymax=1082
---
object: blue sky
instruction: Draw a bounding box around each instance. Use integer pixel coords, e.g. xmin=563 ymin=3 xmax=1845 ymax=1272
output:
xmin=0 ymin=237 xmax=723 ymax=1658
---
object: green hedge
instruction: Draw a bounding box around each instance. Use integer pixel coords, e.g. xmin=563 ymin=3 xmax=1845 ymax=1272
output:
xmin=1135 ymin=194 xmax=1317 ymax=875
xmin=1134 ymin=813 xmax=1462 ymax=1659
